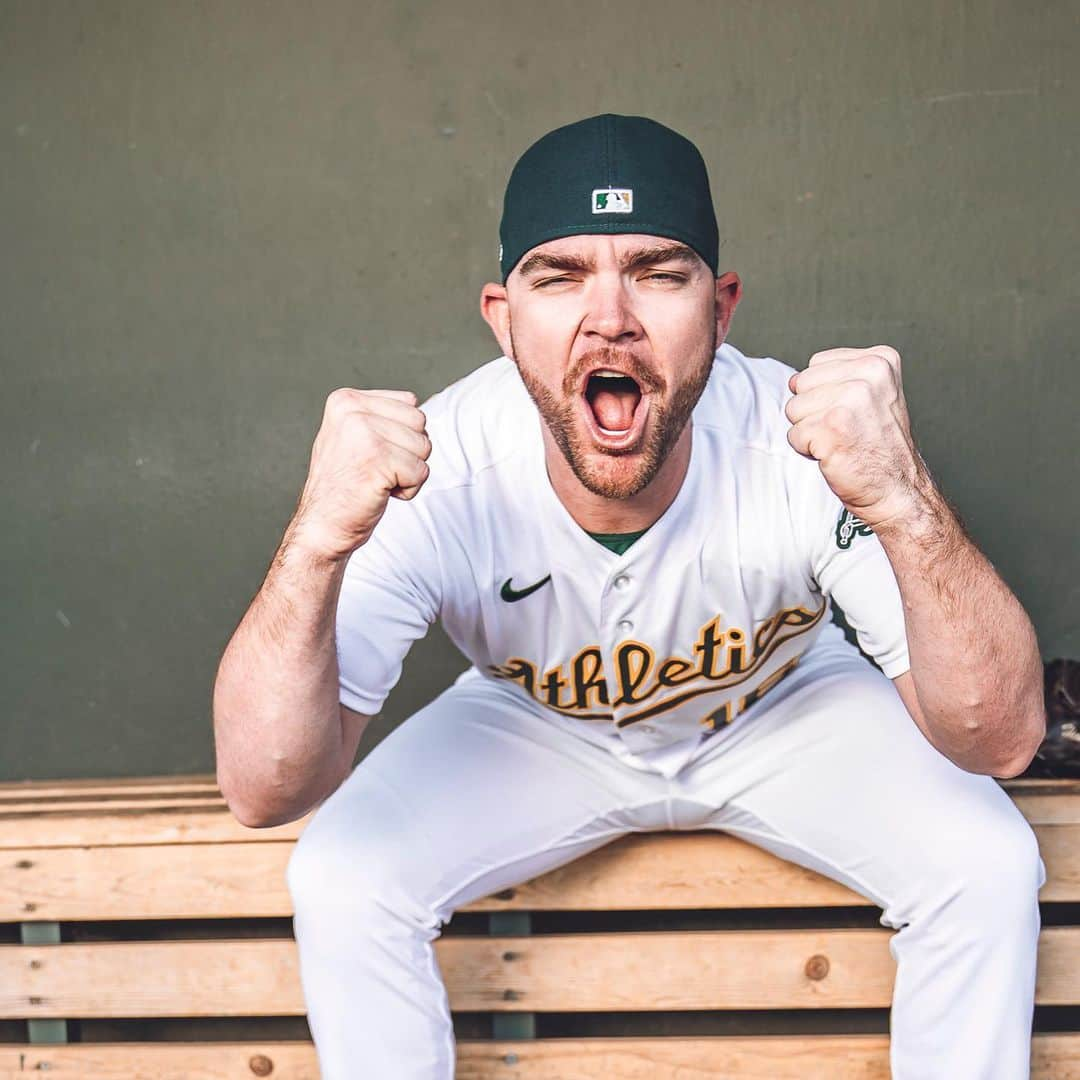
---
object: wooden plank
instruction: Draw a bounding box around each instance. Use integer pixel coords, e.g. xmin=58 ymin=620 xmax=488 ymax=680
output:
xmin=0 ymin=773 xmax=217 ymax=791
xmin=4 ymin=821 xmax=1077 ymax=922
xmin=0 ymin=795 xmax=229 ymax=815
xmin=0 ymin=779 xmax=221 ymax=803
xmin=1 ymin=777 xmax=1076 ymax=851
xmin=0 ymin=774 xmax=1065 ymax=797
xmin=1 ymin=1034 xmax=1080 ymax=1079
xmin=1011 ymin=794 xmax=1080 ymax=826
xmin=1 ymin=927 xmax=1078 ymax=1018
xmin=0 ymin=833 xmax=858 ymax=921
xmin=0 ymin=775 xmax=217 ymax=797
xmin=2 ymin=842 xmax=299 ymax=921
xmin=0 ymin=808 xmax=312 ymax=850
xmin=1002 ymin=779 xmax=1080 ymax=794
xmin=456 ymin=1033 xmax=1080 ymax=1080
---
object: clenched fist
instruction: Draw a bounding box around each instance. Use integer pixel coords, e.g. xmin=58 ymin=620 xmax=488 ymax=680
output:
xmin=784 ymin=345 xmax=930 ymax=530
xmin=287 ymin=387 xmax=432 ymax=561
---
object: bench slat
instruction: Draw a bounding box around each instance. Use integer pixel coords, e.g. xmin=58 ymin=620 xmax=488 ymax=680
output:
xmin=2 ymin=1035 xmax=1080 ymax=1079
xmin=4 ymin=822 xmax=1078 ymax=922
xmin=0 ymin=808 xmax=311 ymax=850
xmin=0 ymin=796 xmax=228 ymax=815
xmin=2 ymin=779 xmax=1077 ymax=852
xmin=2 ymin=927 xmax=1078 ymax=1018
xmin=0 ymin=776 xmax=221 ymax=800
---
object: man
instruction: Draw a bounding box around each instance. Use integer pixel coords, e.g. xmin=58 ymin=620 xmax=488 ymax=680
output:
xmin=212 ymin=114 xmax=1048 ymax=1078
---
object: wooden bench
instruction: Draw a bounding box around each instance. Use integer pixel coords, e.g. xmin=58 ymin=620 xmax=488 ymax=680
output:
xmin=1 ymin=774 xmax=1079 ymax=1078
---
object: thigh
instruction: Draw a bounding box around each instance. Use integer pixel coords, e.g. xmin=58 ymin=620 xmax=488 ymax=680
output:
xmin=680 ymin=647 xmax=1045 ymax=921
xmin=288 ymin=677 xmax=670 ymax=921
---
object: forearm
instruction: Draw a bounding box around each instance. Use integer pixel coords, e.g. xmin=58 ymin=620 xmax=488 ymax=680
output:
xmin=874 ymin=484 xmax=1045 ymax=775
xmin=213 ymin=526 xmax=351 ymax=826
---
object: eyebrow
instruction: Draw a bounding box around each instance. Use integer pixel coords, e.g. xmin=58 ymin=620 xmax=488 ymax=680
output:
xmin=516 ymin=242 xmax=701 ymax=279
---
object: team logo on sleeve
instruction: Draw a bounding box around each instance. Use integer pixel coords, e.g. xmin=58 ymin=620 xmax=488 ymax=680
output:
xmin=835 ymin=508 xmax=874 ymax=550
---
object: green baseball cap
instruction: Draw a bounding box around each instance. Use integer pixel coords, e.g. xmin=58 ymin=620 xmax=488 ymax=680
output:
xmin=498 ymin=113 xmax=720 ymax=284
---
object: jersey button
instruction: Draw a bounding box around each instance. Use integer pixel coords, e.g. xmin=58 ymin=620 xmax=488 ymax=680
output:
xmin=616 ymin=618 xmax=634 ymax=634
xmin=613 ymin=574 xmax=631 ymax=590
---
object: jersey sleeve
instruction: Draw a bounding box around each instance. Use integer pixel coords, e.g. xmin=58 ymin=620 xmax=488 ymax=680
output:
xmin=791 ymin=456 xmax=911 ymax=679
xmin=335 ymin=495 xmax=442 ymax=715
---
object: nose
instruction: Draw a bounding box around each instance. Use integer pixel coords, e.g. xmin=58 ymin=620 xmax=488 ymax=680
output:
xmin=580 ymin=273 xmax=643 ymax=345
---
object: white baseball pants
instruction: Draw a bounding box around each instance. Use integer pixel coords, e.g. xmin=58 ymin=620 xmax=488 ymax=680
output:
xmin=286 ymin=633 xmax=1046 ymax=1079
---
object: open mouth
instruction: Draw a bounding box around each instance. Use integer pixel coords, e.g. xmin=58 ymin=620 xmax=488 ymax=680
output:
xmin=581 ymin=368 xmax=651 ymax=449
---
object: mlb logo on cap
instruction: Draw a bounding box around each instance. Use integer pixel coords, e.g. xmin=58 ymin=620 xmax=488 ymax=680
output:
xmin=592 ymin=188 xmax=633 ymax=214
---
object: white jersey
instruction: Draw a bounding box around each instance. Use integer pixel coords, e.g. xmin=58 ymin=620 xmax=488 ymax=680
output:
xmin=336 ymin=343 xmax=910 ymax=778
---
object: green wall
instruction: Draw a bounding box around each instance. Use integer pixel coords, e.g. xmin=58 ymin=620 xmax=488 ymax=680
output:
xmin=3 ymin=1 xmax=1077 ymax=780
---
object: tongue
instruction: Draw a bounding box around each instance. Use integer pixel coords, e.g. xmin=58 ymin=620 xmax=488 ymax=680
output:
xmin=591 ymin=387 xmax=639 ymax=432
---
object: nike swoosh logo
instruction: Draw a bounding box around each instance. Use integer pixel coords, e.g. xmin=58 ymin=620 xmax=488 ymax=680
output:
xmin=500 ymin=574 xmax=552 ymax=603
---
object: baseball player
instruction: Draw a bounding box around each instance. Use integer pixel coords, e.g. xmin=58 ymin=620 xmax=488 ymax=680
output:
xmin=213 ymin=114 xmax=1048 ymax=1079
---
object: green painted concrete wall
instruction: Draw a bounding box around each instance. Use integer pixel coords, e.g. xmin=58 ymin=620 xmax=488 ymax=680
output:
xmin=3 ymin=1 xmax=1077 ymax=780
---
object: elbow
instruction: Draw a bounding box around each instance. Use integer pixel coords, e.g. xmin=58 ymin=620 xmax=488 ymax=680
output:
xmin=219 ymin=786 xmax=313 ymax=829
xmin=223 ymin=793 xmax=286 ymax=829
xmin=989 ymin=710 xmax=1048 ymax=781
xmin=216 ymin=771 xmax=280 ymax=829
xmin=216 ymin=765 xmax=342 ymax=829
xmin=992 ymin=749 xmax=1036 ymax=780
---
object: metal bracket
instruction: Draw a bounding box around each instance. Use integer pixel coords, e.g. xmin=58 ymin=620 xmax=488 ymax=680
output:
xmin=488 ymin=911 xmax=536 ymax=1040
xmin=20 ymin=921 xmax=68 ymax=1044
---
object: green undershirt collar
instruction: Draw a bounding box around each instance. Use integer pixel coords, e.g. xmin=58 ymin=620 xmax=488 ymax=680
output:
xmin=585 ymin=527 xmax=650 ymax=555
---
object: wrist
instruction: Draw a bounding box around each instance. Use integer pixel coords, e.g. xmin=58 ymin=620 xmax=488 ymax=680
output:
xmin=279 ymin=520 xmax=357 ymax=571
xmin=858 ymin=452 xmax=942 ymax=539
xmin=867 ymin=484 xmax=967 ymax=567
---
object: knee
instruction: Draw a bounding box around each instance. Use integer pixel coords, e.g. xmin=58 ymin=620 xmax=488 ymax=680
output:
xmin=936 ymin=813 xmax=1045 ymax=924
xmin=286 ymin=810 xmax=403 ymax=917
xmin=285 ymin=792 xmax=438 ymax=927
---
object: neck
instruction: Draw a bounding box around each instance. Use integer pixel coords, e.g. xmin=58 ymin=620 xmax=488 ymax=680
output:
xmin=541 ymin=423 xmax=694 ymax=533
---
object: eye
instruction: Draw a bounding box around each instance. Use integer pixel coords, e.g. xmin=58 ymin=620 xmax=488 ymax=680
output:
xmin=642 ymin=271 xmax=683 ymax=282
xmin=534 ymin=275 xmax=574 ymax=288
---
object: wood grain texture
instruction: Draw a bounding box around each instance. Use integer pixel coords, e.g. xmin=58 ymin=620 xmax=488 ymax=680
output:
xmin=2 ymin=777 xmax=1075 ymax=852
xmin=1 ymin=927 xmax=1078 ymax=1019
xmin=2 ymin=1034 xmax=1080 ymax=1079
xmin=3 ymin=821 xmax=1078 ymax=922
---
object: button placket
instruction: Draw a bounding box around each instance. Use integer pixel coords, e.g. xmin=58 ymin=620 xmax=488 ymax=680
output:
xmin=601 ymin=562 xmax=640 ymax=737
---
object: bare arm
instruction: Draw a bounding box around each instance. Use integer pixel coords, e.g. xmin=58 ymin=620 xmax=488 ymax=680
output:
xmin=212 ymin=529 xmax=371 ymax=828
xmin=213 ymin=388 xmax=431 ymax=828
xmin=787 ymin=346 xmax=1044 ymax=778
xmin=879 ymin=491 xmax=1044 ymax=776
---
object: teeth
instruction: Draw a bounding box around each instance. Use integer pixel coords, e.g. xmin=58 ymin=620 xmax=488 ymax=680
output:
xmin=591 ymin=369 xmax=625 ymax=378
xmin=598 ymin=425 xmax=631 ymax=436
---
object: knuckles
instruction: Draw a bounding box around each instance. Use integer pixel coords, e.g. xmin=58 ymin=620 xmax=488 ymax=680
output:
xmin=823 ymin=404 xmax=856 ymax=436
xmin=843 ymin=378 xmax=875 ymax=407
xmin=861 ymin=353 xmax=894 ymax=386
xmin=870 ymin=344 xmax=901 ymax=367
xmin=324 ymin=387 xmax=360 ymax=416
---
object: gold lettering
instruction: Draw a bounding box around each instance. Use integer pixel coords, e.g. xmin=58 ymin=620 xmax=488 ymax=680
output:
xmin=492 ymin=602 xmax=826 ymax=728
xmin=540 ymin=664 xmax=572 ymax=709
xmin=488 ymin=657 xmax=537 ymax=696
xmin=739 ymin=655 xmax=801 ymax=714
xmin=614 ymin=641 xmax=655 ymax=705
xmin=700 ymin=700 xmax=733 ymax=731
xmin=657 ymin=657 xmax=696 ymax=686
xmin=572 ymin=646 xmax=610 ymax=709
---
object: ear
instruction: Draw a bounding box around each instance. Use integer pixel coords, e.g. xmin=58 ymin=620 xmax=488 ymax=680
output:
xmin=714 ymin=271 xmax=743 ymax=343
xmin=480 ymin=282 xmax=514 ymax=359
